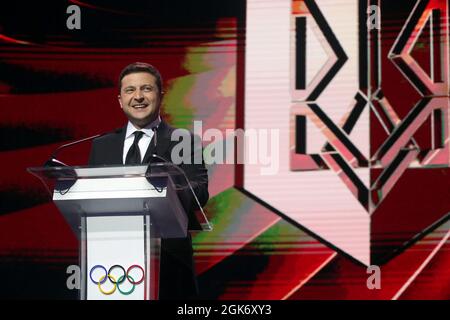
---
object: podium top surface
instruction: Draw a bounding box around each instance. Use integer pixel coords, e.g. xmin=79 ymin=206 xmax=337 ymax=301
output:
xmin=28 ymin=163 xmax=183 ymax=180
xmin=28 ymin=163 xmax=212 ymax=233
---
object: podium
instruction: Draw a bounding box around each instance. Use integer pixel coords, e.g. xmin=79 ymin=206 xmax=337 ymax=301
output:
xmin=28 ymin=163 xmax=211 ymax=300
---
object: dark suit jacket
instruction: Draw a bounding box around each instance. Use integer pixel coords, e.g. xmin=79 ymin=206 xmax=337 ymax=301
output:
xmin=88 ymin=120 xmax=209 ymax=299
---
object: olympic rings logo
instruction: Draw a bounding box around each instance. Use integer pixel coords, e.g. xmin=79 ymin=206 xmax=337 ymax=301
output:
xmin=89 ymin=265 xmax=145 ymax=295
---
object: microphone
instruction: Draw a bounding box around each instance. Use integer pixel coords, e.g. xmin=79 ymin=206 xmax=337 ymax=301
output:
xmin=38 ymin=128 xmax=120 ymax=194
xmin=152 ymin=125 xmax=158 ymax=151
xmin=147 ymin=126 xmax=209 ymax=231
xmin=44 ymin=128 xmax=121 ymax=167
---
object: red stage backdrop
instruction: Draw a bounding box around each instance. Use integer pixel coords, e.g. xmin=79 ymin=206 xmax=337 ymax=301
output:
xmin=0 ymin=0 xmax=448 ymax=299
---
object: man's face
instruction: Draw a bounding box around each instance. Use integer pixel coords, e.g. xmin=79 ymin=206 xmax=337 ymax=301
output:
xmin=119 ymin=72 xmax=161 ymax=128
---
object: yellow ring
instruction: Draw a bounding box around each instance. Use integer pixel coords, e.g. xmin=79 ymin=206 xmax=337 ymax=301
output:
xmin=98 ymin=274 xmax=117 ymax=295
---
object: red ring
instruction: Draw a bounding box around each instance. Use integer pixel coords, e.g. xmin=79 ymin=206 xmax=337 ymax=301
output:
xmin=126 ymin=265 xmax=145 ymax=285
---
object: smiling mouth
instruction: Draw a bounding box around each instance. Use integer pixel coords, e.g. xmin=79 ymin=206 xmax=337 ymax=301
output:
xmin=132 ymin=104 xmax=148 ymax=109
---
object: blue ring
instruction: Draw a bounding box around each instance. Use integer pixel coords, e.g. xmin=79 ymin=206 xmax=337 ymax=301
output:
xmin=90 ymin=265 xmax=107 ymax=285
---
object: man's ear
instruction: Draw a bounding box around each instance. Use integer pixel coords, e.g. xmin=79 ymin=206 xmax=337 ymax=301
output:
xmin=118 ymin=95 xmax=123 ymax=109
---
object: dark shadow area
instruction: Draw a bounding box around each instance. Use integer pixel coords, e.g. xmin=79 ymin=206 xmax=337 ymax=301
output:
xmin=0 ymin=259 xmax=78 ymax=299
xmin=0 ymin=125 xmax=74 ymax=151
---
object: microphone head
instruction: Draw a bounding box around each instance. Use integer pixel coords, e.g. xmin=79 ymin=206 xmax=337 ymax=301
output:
xmin=43 ymin=157 xmax=68 ymax=168
xmin=152 ymin=126 xmax=158 ymax=150
xmin=41 ymin=158 xmax=77 ymax=191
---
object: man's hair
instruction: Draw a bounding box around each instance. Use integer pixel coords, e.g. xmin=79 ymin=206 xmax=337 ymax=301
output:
xmin=118 ymin=62 xmax=163 ymax=94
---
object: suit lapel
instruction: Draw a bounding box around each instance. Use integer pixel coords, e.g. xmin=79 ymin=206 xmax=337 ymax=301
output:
xmin=111 ymin=126 xmax=127 ymax=165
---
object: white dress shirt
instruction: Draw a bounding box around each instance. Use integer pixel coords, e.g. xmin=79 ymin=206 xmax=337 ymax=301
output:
xmin=122 ymin=116 xmax=161 ymax=164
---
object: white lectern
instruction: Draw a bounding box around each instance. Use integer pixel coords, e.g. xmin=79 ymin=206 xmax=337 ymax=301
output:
xmin=28 ymin=164 xmax=211 ymax=300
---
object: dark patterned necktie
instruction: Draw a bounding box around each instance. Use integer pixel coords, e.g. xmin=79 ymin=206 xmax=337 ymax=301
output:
xmin=125 ymin=131 xmax=144 ymax=165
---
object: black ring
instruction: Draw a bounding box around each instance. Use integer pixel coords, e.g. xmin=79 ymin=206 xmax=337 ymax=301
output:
xmin=107 ymin=265 xmax=126 ymax=284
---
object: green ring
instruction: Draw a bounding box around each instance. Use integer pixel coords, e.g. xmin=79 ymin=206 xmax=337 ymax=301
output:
xmin=117 ymin=275 xmax=136 ymax=295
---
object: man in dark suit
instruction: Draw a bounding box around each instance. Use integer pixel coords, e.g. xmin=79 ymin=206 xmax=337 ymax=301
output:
xmin=88 ymin=62 xmax=209 ymax=299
